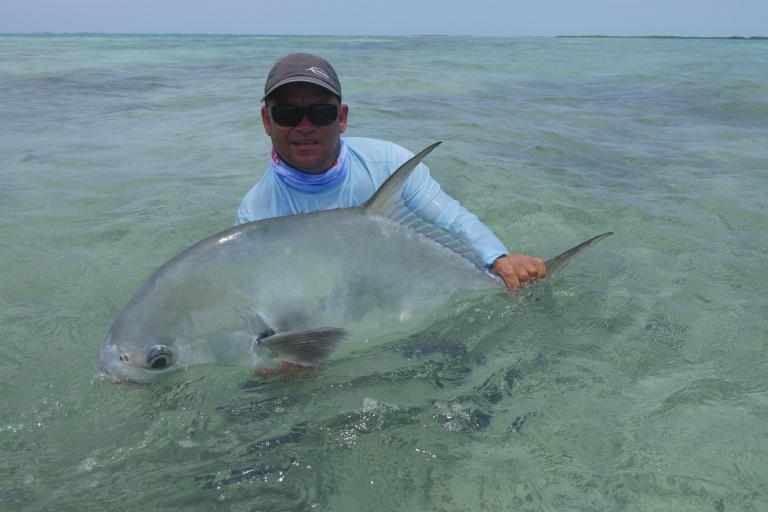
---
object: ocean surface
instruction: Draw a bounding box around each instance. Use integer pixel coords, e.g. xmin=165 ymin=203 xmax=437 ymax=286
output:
xmin=1 ymin=34 xmax=767 ymax=511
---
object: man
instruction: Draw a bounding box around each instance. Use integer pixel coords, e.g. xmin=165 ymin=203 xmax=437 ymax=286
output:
xmin=237 ymin=53 xmax=546 ymax=288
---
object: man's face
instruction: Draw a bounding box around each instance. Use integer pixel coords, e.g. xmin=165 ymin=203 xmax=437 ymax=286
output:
xmin=262 ymin=83 xmax=349 ymax=174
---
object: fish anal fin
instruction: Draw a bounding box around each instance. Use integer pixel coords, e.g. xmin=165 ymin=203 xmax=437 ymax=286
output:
xmin=261 ymin=327 xmax=348 ymax=366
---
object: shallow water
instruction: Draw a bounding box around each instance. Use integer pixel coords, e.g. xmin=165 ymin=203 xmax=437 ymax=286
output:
xmin=1 ymin=35 xmax=767 ymax=511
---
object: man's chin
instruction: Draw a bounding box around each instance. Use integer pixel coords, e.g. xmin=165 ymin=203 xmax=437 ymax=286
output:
xmin=288 ymin=153 xmax=327 ymax=174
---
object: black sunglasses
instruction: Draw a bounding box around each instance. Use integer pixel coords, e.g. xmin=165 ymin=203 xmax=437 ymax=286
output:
xmin=269 ymin=104 xmax=339 ymax=127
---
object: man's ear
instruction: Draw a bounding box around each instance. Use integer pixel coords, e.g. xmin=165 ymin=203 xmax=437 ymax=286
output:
xmin=261 ymin=105 xmax=271 ymax=136
xmin=338 ymin=103 xmax=349 ymax=134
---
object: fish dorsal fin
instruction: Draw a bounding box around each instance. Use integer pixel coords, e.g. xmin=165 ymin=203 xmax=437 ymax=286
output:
xmin=362 ymin=141 xmax=442 ymax=213
xmin=362 ymin=142 xmax=486 ymax=268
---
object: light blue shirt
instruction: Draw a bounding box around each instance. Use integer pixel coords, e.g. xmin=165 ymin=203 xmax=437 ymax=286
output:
xmin=236 ymin=137 xmax=508 ymax=267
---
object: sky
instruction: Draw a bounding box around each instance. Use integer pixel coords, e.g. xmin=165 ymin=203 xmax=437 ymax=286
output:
xmin=1 ymin=0 xmax=766 ymax=37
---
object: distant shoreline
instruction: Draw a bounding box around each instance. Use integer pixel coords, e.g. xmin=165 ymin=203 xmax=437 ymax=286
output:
xmin=557 ymin=35 xmax=767 ymax=40
xmin=0 ymin=33 xmax=765 ymax=40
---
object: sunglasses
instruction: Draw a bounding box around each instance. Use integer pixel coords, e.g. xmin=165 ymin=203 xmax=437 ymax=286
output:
xmin=269 ymin=104 xmax=339 ymax=127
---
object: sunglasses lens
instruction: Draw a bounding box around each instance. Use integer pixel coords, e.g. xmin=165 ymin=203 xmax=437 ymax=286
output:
xmin=308 ymin=105 xmax=338 ymax=126
xmin=270 ymin=105 xmax=339 ymax=127
xmin=270 ymin=106 xmax=303 ymax=126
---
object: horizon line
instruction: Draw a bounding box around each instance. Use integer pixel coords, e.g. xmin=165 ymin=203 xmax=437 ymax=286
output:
xmin=1 ymin=31 xmax=766 ymax=39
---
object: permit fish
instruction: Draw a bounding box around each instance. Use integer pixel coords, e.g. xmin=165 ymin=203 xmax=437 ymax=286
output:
xmin=99 ymin=142 xmax=612 ymax=383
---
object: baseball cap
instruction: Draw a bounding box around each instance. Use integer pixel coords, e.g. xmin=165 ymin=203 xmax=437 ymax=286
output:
xmin=262 ymin=53 xmax=341 ymax=101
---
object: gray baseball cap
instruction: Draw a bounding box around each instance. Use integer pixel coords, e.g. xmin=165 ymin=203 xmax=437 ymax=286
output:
xmin=262 ymin=53 xmax=341 ymax=101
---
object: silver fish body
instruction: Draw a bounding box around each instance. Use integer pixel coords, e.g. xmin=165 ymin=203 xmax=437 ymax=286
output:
xmin=99 ymin=142 xmax=611 ymax=383
xmin=100 ymin=207 xmax=499 ymax=382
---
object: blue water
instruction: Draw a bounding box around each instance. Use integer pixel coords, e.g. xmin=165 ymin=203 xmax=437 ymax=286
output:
xmin=1 ymin=35 xmax=767 ymax=511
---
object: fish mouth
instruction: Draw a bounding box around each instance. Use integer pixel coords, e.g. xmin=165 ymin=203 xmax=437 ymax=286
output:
xmin=144 ymin=345 xmax=177 ymax=370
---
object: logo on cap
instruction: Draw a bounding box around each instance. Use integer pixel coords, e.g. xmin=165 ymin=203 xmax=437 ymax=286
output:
xmin=306 ymin=66 xmax=330 ymax=80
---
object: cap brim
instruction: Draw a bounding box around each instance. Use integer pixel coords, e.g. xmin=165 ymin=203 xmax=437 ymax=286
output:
xmin=262 ymin=76 xmax=341 ymax=102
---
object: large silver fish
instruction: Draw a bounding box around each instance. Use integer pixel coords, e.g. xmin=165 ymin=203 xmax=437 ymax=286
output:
xmin=99 ymin=142 xmax=611 ymax=383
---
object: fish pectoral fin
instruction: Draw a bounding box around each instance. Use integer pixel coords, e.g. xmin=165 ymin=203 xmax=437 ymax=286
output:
xmin=261 ymin=327 xmax=348 ymax=366
xmin=234 ymin=306 xmax=279 ymax=336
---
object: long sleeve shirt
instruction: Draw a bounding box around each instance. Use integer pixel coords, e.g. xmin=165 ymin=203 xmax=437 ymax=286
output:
xmin=236 ymin=137 xmax=508 ymax=267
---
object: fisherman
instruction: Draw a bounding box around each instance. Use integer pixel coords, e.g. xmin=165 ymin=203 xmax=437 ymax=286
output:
xmin=237 ymin=53 xmax=546 ymax=288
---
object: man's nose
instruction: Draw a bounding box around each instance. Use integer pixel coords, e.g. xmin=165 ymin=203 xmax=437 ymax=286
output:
xmin=295 ymin=114 xmax=315 ymax=129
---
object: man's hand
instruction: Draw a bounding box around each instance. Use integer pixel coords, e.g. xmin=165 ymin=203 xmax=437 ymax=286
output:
xmin=492 ymin=253 xmax=547 ymax=289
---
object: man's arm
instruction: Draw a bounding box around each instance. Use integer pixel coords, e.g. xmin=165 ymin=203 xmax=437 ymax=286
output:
xmin=401 ymin=160 xmax=546 ymax=288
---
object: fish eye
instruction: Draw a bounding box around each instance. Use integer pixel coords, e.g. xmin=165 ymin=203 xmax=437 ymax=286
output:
xmin=145 ymin=345 xmax=176 ymax=370
xmin=119 ymin=354 xmax=130 ymax=363
xmin=148 ymin=354 xmax=171 ymax=369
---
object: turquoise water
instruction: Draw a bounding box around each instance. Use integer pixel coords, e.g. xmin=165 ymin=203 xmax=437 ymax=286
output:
xmin=1 ymin=35 xmax=767 ymax=511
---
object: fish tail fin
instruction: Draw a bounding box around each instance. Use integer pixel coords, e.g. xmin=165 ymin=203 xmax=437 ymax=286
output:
xmin=261 ymin=327 xmax=348 ymax=366
xmin=545 ymin=232 xmax=613 ymax=277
